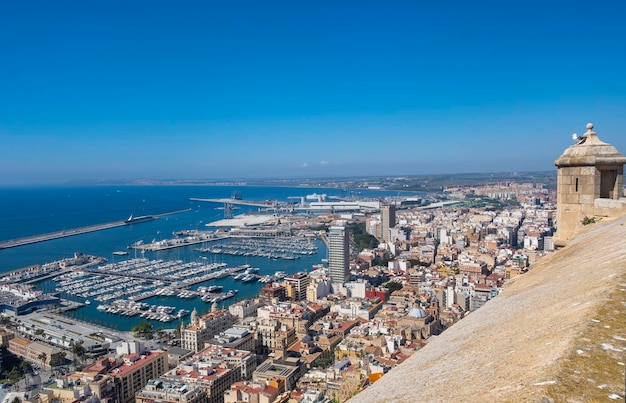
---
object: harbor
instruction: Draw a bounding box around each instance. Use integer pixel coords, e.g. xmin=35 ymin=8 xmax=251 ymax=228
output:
xmin=3 ymin=218 xmax=328 ymax=330
xmin=0 ymin=185 xmax=402 ymax=329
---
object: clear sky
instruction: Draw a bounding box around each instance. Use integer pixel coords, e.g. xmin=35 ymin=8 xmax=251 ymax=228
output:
xmin=1 ymin=1 xmax=625 ymax=184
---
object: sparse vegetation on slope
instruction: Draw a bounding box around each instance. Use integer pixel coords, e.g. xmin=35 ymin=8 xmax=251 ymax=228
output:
xmin=546 ymin=272 xmax=626 ymax=401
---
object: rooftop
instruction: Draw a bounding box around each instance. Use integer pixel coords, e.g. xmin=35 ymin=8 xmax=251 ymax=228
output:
xmin=555 ymin=123 xmax=626 ymax=167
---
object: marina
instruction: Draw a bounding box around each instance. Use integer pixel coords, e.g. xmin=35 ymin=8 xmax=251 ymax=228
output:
xmin=127 ymin=227 xmax=320 ymax=257
xmin=201 ymin=235 xmax=318 ymax=260
xmin=44 ymin=256 xmax=292 ymax=325
xmin=52 ymin=258 xmax=231 ymax=303
xmin=199 ymin=289 xmax=238 ymax=304
xmin=95 ymin=299 xmax=190 ymax=322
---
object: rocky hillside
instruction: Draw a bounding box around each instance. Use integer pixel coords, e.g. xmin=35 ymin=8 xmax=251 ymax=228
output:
xmin=352 ymin=215 xmax=626 ymax=402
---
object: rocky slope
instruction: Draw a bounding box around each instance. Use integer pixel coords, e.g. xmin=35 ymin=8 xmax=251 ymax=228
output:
xmin=352 ymin=215 xmax=626 ymax=402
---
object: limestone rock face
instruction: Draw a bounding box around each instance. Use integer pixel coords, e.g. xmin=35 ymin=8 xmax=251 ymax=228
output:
xmin=350 ymin=214 xmax=626 ymax=403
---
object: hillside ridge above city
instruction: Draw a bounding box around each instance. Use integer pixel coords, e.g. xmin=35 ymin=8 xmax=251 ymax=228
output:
xmin=352 ymin=213 xmax=626 ymax=402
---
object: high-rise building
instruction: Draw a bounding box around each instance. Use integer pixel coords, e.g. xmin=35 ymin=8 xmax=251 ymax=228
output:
xmin=283 ymin=272 xmax=310 ymax=301
xmin=381 ymin=205 xmax=396 ymax=242
xmin=328 ymin=225 xmax=349 ymax=284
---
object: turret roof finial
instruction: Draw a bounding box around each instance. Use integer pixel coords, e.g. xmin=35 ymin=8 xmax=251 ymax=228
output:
xmin=583 ymin=122 xmax=599 ymax=143
xmin=556 ymin=122 xmax=626 ymax=168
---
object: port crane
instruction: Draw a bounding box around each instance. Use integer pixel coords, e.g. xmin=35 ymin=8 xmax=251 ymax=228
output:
xmin=215 ymin=202 xmax=239 ymax=219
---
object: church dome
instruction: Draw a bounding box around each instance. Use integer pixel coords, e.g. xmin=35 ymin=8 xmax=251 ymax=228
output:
xmin=555 ymin=123 xmax=626 ymax=167
xmin=408 ymin=308 xmax=429 ymax=319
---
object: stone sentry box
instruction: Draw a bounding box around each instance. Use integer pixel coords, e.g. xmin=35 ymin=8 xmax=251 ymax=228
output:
xmin=554 ymin=123 xmax=626 ymax=246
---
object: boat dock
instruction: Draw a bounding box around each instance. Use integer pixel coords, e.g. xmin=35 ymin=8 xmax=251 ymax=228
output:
xmin=0 ymin=208 xmax=191 ymax=250
xmin=53 ymin=258 xmax=231 ymax=303
xmin=129 ymin=232 xmax=231 ymax=252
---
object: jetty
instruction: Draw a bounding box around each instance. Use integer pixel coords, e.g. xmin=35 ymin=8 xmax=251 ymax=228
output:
xmin=129 ymin=230 xmax=231 ymax=251
xmin=0 ymin=208 xmax=191 ymax=250
xmin=190 ymin=197 xmax=275 ymax=208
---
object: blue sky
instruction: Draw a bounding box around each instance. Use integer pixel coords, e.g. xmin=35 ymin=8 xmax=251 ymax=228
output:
xmin=1 ymin=1 xmax=625 ymax=184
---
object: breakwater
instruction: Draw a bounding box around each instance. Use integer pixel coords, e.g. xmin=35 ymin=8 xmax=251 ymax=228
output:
xmin=0 ymin=208 xmax=191 ymax=250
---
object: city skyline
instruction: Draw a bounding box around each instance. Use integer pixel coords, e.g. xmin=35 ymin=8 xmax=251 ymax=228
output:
xmin=1 ymin=1 xmax=626 ymax=185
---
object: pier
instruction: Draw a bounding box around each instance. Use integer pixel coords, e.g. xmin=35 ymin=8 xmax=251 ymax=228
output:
xmin=190 ymin=197 xmax=276 ymax=208
xmin=0 ymin=208 xmax=191 ymax=250
xmin=129 ymin=233 xmax=231 ymax=252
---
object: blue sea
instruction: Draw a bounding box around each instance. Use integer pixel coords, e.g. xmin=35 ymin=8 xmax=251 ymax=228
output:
xmin=0 ymin=184 xmax=416 ymax=330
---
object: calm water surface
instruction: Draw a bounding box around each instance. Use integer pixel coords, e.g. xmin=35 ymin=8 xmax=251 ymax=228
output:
xmin=0 ymin=185 xmax=417 ymax=330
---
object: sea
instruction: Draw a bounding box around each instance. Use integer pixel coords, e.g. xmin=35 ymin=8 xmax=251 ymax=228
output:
xmin=0 ymin=184 xmax=418 ymax=330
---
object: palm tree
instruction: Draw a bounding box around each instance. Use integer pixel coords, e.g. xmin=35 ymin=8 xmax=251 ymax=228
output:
xmin=72 ymin=341 xmax=87 ymax=366
xmin=38 ymin=352 xmax=48 ymax=370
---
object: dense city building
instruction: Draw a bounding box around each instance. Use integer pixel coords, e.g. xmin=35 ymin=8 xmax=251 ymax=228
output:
xmin=380 ymin=204 xmax=396 ymax=242
xmin=223 ymin=380 xmax=281 ymax=403
xmin=258 ymin=283 xmax=287 ymax=305
xmin=56 ymin=342 xmax=170 ymax=403
xmin=135 ymin=379 xmax=207 ymax=403
xmin=181 ymin=308 xmax=238 ymax=352
xmin=256 ymin=318 xmax=297 ymax=356
xmin=328 ymin=225 xmax=350 ymax=285
xmin=7 ymin=336 xmax=60 ymax=370
xmin=253 ymin=356 xmax=306 ymax=393
xmin=205 ymin=327 xmax=256 ymax=353
xmin=283 ymin=272 xmax=310 ymax=302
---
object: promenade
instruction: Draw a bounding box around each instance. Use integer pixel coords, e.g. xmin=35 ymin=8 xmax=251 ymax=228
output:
xmin=0 ymin=208 xmax=191 ymax=250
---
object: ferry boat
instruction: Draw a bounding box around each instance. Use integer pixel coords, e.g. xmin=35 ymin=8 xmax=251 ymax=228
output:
xmin=125 ymin=214 xmax=156 ymax=224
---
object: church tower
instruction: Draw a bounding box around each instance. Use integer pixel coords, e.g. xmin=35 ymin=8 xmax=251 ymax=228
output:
xmin=554 ymin=123 xmax=626 ymax=246
xmin=190 ymin=307 xmax=199 ymax=326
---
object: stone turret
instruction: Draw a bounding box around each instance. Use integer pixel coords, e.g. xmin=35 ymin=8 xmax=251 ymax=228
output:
xmin=554 ymin=123 xmax=626 ymax=246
